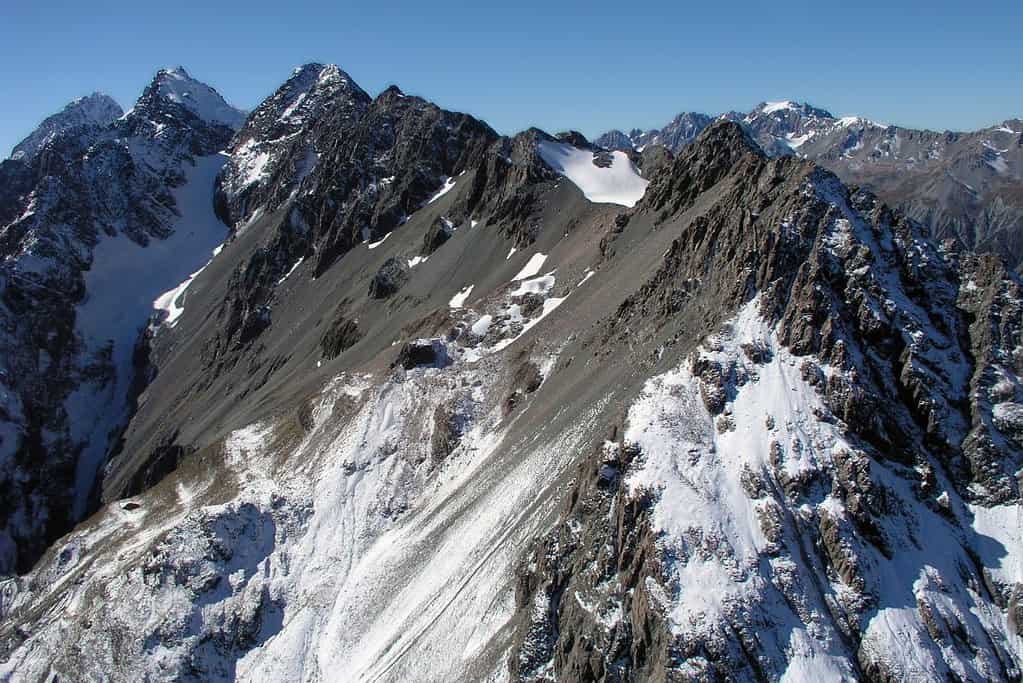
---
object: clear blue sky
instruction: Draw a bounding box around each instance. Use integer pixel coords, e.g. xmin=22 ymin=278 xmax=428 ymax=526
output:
xmin=4 ymin=0 xmax=1022 ymax=156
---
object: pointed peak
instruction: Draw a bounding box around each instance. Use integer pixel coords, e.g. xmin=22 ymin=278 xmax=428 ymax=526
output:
xmin=291 ymin=62 xmax=325 ymax=78
xmin=69 ymin=92 xmax=122 ymax=110
xmin=594 ymin=129 xmax=635 ymax=152
xmin=10 ymin=92 xmax=124 ymax=160
xmin=157 ymin=65 xmax=191 ymax=79
xmin=283 ymin=63 xmax=367 ymax=100
xmin=689 ymin=119 xmax=763 ymax=158
xmin=135 ymin=66 xmax=245 ymax=129
xmin=315 ymin=64 xmax=350 ymax=84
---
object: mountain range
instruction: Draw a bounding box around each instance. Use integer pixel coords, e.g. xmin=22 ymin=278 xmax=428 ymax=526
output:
xmin=0 ymin=66 xmax=1020 ymax=682
xmin=598 ymin=101 xmax=1023 ymax=270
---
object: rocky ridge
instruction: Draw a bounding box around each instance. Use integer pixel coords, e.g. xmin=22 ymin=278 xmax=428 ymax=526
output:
xmin=0 ymin=66 xmax=1020 ymax=683
xmin=512 ymin=122 xmax=1023 ymax=681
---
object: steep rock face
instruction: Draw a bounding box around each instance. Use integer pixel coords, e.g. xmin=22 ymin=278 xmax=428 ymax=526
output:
xmin=0 ymin=69 xmax=241 ymax=574
xmin=453 ymin=128 xmax=561 ymax=246
xmin=101 ymin=68 xmax=501 ymax=500
xmin=9 ymin=93 xmax=123 ymax=162
xmin=214 ymin=63 xmax=371 ymax=229
xmin=511 ymin=121 xmax=1023 ymax=678
xmin=602 ymin=103 xmax=1023 ymax=269
xmin=511 ymin=122 xmax=1023 ymax=681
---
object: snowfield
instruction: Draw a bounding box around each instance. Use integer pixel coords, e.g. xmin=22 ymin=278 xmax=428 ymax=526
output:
xmin=537 ymin=140 xmax=648 ymax=207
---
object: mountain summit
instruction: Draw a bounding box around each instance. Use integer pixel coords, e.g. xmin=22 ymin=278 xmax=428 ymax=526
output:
xmin=9 ymin=92 xmax=123 ymax=160
xmin=131 ymin=66 xmax=246 ymax=129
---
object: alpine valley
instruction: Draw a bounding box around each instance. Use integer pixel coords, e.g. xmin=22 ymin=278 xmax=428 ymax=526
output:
xmin=0 ymin=64 xmax=1021 ymax=682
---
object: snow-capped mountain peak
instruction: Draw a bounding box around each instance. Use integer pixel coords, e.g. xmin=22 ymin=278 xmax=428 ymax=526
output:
xmin=215 ymin=62 xmax=372 ymax=227
xmin=129 ymin=66 xmax=246 ymax=129
xmin=752 ymin=99 xmax=834 ymax=119
xmin=9 ymin=92 xmax=123 ymax=161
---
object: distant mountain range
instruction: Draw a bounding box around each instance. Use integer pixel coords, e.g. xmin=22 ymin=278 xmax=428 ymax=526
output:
xmin=598 ymin=100 xmax=1023 ymax=269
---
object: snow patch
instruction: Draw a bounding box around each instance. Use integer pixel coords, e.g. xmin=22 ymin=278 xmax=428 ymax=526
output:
xmin=275 ymin=257 xmax=305 ymax=285
xmin=68 ymin=153 xmax=229 ymax=518
xmin=470 ymin=315 xmax=493 ymax=337
xmin=426 ymin=176 xmax=456 ymax=204
xmin=762 ymin=101 xmax=796 ymax=114
xmin=449 ymin=284 xmax=474 ymax=308
xmin=512 ymin=253 xmax=547 ymax=281
xmin=367 ymin=233 xmax=390 ymax=249
xmin=537 ymin=141 xmax=648 ymax=207
xmin=510 ymin=272 xmax=556 ymax=297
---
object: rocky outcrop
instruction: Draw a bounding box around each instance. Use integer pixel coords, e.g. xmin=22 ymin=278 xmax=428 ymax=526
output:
xmin=319 ymin=304 xmax=362 ymax=360
xmin=368 ymin=257 xmax=410 ymax=299
xmin=454 ymin=129 xmax=561 ymax=247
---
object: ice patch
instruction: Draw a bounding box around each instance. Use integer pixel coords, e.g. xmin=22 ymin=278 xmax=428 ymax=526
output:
xmin=537 ymin=141 xmax=648 ymax=207
xmin=367 ymin=233 xmax=390 ymax=249
xmin=152 ymin=263 xmax=207 ymax=326
xmin=275 ymin=257 xmax=304 ymax=285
